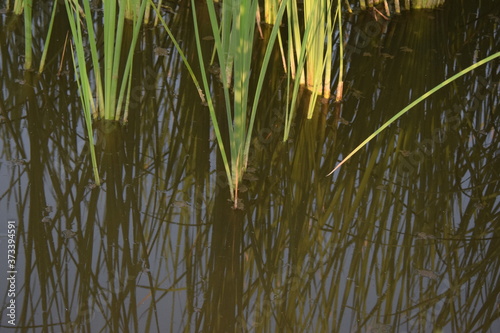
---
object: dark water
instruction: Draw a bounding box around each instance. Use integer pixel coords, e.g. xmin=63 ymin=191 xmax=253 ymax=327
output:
xmin=1 ymin=1 xmax=499 ymax=332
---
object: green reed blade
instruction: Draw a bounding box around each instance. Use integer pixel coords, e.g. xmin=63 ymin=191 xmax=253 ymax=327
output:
xmin=39 ymin=0 xmax=58 ymax=73
xmin=327 ymin=51 xmax=500 ymax=176
xmin=103 ymin=0 xmax=116 ymax=119
xmin=23 ymin=0 xmax=32 ymax=69
xmin=13 ymin=0 xmax=24 ymax=14
xmin=336 ymin=0 xmax=344 ymax=102
xmin=81 ymin=0 xmax=104 ymax=117
xmin=115 ymin=0 xmax=148 ymax=120
xmin=232 ymin=0 xmax=258 ymax=179
xmin=148 ymin=0 xmax=206 ymax=104
xmin=191 ymin=0 xmax=287 ymax=204
xmin=205 ymin=0 xmax=234 ymax=145
xmin=190 ymin=0 xmax=235 ymax=199
xmin=109 ymin=2 xmax=126 ymax=119
xmin=64 ymin=0 xmax=102 ymax=184
xmin=283 ymin=0 xmax=321 ymax=141
xmin=244 ymin=0 xmax=287 ymax=166
xmin=123 ymin=66 xmax=133 ymax=121
xmin=306 ymin=0 xmax=337 ymax=118
xmin=323 ymin=0 xmax=334 ymax=99
xmin=66 ymin=23 xmax=100 ymax=185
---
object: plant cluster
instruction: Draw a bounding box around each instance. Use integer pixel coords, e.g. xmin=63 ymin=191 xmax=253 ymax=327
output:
xmin=9 ymin=0 xmax=498 ymax=205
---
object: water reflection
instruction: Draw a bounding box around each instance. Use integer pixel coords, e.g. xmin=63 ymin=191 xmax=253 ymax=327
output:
xmin=1 ymin=1 xmax=499 ymax=332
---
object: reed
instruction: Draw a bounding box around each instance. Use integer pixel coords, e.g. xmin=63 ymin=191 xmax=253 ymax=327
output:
xmin=263 ymin=0 xmax=279 ymax=24
xmin=282 ymin=0 xmax=338 ymax=140
xmin=327 ymin=51 xmax=500 ymax=176
xmin=13 ymin=0 xmax=23 ymax=14
xmin=190 ymin=0 xmax=287 ymax=207
xmin=13 ymin=0 xmax=34 ymax=69
xmin=411 ymin=0 xmax=446 ymax=9
xmin=23 ymin=0 xmax=32 ymax=70
xmin=124 ymin=0 xmax=141 ymax=20
xmin=395 ymin=0 xmax=401 ymax=13
xmin=38 ymin=0 xmax=58 ymax=73
xmin=149 ymin=0 xmax=208 ymax=106
xmin=355 ymin=0 xmax=445 ymax=14
xmin=304 ymin=0 xmax=326 ymax=95
xmin=65 ymin=0 xmax=147 ymax=121
xmin=281 ymin=0 xmax=303 ymax=141
xmin=335 ymin=0 xmax=344 ymax=102
xmin=63 ymin=0 xmax=148 ymax=184
xmin=66 ymin=28 xmax=99 ymax=184
xmin=294 ymin=0 xmax=336 ymax=101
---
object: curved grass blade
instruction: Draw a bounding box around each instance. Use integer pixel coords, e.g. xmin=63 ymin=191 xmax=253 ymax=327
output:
xmin=244 ymin=0 xmax=287 ymax=165
xmin=68 ymin=42 xmax=100 ymax=185
xmin=38 ymin=0 xmax=58 ymax=73
xmin=149 ymin=0 xmax=207 ymax=104
xmin=189 ymin=0 xmax=234 ymax=199
xmin=327 ymin=52 xmax=500 ymax=176
xmin=64 ymin=0 xmax=100 ymax=184
xmin=115 ymin=0 xmax=148 ymax=120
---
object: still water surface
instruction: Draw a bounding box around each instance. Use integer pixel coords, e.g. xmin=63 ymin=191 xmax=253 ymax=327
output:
xmin=1 ymin=1 xmax=499 ymax=332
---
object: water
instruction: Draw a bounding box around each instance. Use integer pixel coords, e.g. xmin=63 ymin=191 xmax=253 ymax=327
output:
xmin=1 ymin=1 xmax=499 ymax=332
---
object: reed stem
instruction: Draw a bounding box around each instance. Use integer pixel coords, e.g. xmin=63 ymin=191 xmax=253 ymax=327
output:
xmin=38 ymin=0 xmax=58 ymax=73
xmin=189 ymin=0 xmax=286 ymax=206
xmin=327 ymin=52 xmax=500 ymax=176
xmin=336 ymin=0 xmax=344 ymax=102
xmin=23 ymin=0 xmax=32 ymax=70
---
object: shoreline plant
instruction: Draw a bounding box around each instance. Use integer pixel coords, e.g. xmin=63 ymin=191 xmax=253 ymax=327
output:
xmin=280 ymin=0 xmax=338 ymax=141
xmin=63 ymin=0 xmax=148 ymax=184
xmin=327 ymin=52 xmax=500 ymax=175
xmin=22 ymin=0 xmax=474 ymax=200
xmin=188 ymin=0 xmax=287 ymax=208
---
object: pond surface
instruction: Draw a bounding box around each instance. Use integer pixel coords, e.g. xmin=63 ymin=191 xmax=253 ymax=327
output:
xmin=1 ymin=1 xmax=500 ymax=332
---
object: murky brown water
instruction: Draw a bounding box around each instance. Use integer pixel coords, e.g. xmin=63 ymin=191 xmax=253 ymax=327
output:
xmin=1 ymin=1 xmax=499 ymax=332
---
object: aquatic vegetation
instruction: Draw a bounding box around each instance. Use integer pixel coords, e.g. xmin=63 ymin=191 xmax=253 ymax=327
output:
xmin=1 ymin=1 xmax=499 ymax=331
xmin=279 ymin=0 xmax=339 ymax=140
xmin=12 ymin=0 xmax=33 ymax=69
xmin=37 ymin=0 xmax=459 ymax=199
xmin=63 ymin=0 xmax=148 ymax=184
xmin=64 ymin=0 xmax=148 ymax=120
xmin=327 ymin=51 xmax=500 ymax=176
xmin=189 ymin=0 xmax=287 ymax=208
xmin=23 ymin=0 xmax=32 ymax=69
xmin=15 ymin=0 xmax=491 ymax=197
xmin=13 ymin=0 xmax=25 ymax=14
xmin=38 ymin=0 xmax=58 ymax=73
xmin=358 ymin=0 xmax=445 ymax=13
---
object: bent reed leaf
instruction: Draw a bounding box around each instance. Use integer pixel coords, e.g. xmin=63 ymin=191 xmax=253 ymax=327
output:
xmin=327 ymin=52 xmax=500 ymax=176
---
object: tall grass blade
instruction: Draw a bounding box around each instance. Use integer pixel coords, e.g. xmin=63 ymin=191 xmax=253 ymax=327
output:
xmin=189 ymin=0 xmax=287 ymax=206
xmin=327 ymin=52 xmax=500 ymax=176
xmin=335 ymin=0 xmax=344 ymax=102
xmin=64 ymin=0 xmax=102 ymax=184
xmin=38 ymin=0 xmax=58 ymax=73
xmin=115 ymin=0 xmax=148 ymax=121
xmin=68 ymin=42 xmax=100 ymax=185
xmin=244 ymin=1 xmax=287 ymax=166
xmin=23 ymin=0 xmax=32 ymax=69
xmin=103 ymin=0 xmax=118 ymax=119
xmin=189 ymin=0 xmax=235 ymax=200
xmin=284 ymin=0 xmax=335 ymax=139
xmin=77 ymin=0 xmax=104 ymax=117
xmin=13 ymin=0 xmax=23 ymax=15
xmin=149 ymin=0 xmax=208 ymax=104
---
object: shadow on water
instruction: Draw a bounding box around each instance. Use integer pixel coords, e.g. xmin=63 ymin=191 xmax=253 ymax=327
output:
xmin=1 ymin=0 xmax=499 ymax=332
